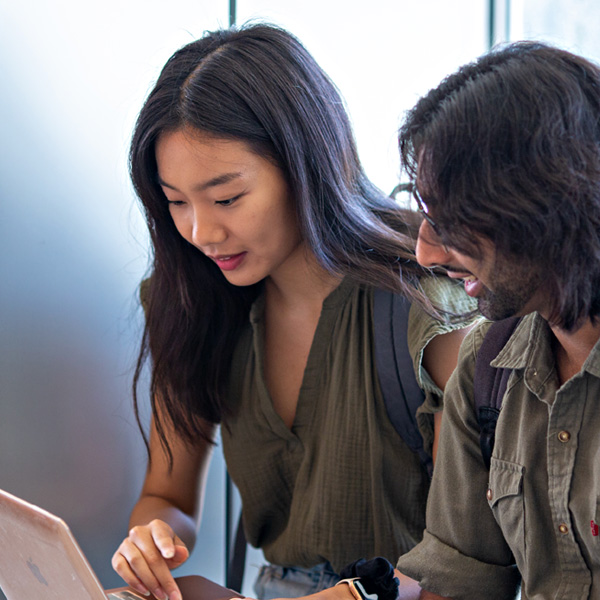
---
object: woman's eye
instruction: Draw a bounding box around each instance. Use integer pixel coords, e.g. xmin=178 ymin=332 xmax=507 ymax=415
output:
xmin=167 ymin=199 xmax=186 ymax=207
xmin=216 ymin=194 xmax=242 ymax=207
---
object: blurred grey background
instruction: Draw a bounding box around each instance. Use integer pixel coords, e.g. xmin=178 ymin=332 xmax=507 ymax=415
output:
xmin=1 ymin=0 xmax=599 ymax=597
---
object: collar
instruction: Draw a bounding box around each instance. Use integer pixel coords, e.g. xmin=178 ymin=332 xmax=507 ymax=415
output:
xmin=490 ymin=312 xmax=600 ymax=398
xmin=249 ymin=276 xmax=354 ymax=325
xmin=578 ymin=328 xmax=600 ymax=379
xmin=490 ymin=312 xmax=556 ymax=399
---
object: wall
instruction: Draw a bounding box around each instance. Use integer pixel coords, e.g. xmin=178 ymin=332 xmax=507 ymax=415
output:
xmin=514 ymin=0 xmax=600 ymax=61
xmin=0 ymin=1 xmax=487 ymax=597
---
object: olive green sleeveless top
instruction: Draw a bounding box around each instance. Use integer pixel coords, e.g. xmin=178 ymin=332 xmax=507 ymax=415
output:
xmin=221 ymin=277 xmax=475 ymax=572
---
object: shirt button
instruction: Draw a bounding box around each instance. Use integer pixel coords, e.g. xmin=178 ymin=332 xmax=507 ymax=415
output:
xmin=486 ymin=489 xmax=493 ymax=501
xmin=558 ymin=430 xmax=571 ymax=443
xmin=559 ymin=523 xmax=569 ymax=534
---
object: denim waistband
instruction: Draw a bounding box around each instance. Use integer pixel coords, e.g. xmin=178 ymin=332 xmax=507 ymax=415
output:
xmin=254 ymin=561 xmax=339 ymax=599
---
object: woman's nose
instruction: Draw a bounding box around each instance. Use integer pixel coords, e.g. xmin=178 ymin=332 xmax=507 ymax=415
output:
xmin=190 ymin=209 xmax=227 ymax=249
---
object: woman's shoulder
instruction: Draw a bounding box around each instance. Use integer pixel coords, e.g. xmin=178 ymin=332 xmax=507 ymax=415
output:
xmin=409 ymin=275 xmax=480 ymax=338
xmin=407 ymin=275 xmax=482 ymax=394
xmin=139 ymin=277 xmax=152 ymax=311
xmin=418 ymin=274 xmax=478 ymax=316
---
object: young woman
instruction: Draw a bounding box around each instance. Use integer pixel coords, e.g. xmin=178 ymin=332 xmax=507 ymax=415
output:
xmin=111 ymin=23 xmax=475 ymax=600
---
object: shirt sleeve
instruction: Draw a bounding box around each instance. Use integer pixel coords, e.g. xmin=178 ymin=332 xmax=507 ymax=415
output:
xmin=139 ymin=276 xmax=151 ymax=314
xmin=407 ymin=276 xmax=481 ymax=453
xmin=397 ymin=321 xmax=521 ymax=600
xmin=408 ymin=275 xmax=480 ymax=400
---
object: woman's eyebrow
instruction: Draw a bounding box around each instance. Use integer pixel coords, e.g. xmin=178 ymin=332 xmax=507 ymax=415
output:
xmin=157 ymin=171 xmax=243 ymax=192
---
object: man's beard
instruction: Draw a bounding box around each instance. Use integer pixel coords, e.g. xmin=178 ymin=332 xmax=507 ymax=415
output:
xmin=477 ymin=264 xmax=541 ymax=321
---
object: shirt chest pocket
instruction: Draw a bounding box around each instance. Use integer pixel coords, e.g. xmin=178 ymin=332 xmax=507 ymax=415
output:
xmin=487 ymin=458 xmax=526 ymax=570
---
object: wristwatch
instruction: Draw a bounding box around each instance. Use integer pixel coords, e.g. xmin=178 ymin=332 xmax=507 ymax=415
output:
xmin=336 ymin=578 xmax=378 ymax=600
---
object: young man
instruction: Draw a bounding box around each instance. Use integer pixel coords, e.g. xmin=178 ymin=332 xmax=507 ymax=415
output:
xmin=395 ymin=43 xmax=600 ymax=599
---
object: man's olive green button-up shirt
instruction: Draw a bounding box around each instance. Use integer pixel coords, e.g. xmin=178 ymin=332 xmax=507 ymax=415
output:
xmin=398 ymin=312 xmax=600 ymax=600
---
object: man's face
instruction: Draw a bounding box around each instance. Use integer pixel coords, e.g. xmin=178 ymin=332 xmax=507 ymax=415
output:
xmin=415 ymin=219 xmax=543 ymax=321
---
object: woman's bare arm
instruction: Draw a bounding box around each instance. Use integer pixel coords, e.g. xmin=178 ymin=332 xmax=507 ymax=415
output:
xmin=112 ymin=415 xmax=216 ymax=600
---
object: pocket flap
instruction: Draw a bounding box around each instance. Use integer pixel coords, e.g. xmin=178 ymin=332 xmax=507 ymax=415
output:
xmin=487 ymin=458 xmax=524 ymax=508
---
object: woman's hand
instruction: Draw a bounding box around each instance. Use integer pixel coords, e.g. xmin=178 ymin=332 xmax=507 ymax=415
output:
xmin=112 ymin=414 xmax=215 ymax=599
xmin=112 ymin=519 xmax=190 ymax=600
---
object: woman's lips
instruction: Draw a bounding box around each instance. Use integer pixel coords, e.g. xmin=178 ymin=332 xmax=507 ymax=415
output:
xmin=211 ymin=252 xmax=247 ymax=271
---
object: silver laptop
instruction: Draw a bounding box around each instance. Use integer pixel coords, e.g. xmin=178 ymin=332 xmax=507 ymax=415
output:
xmin=0 ymin=488 xmax=243 ymax=600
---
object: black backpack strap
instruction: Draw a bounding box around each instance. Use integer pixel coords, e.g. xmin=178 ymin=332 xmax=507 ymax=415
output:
xmin=474 ymin=317 xmax=521 ymax=469
xmin=225 ymin=473 xmax=246 ymax=592
xmin=226 ymin=511 xmax=247 ymax=591
xmin=373 ymin=289 xmax=431 ymax=476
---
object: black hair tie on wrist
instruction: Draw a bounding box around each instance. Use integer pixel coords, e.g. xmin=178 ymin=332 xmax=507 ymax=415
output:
xmin=338 ymin=557 xmax=400 ymax=600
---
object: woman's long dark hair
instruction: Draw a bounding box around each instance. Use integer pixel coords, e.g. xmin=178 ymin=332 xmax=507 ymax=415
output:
xmin=131 ymin=23 xmax=430 ymax=459
xmin=399 ymin=41 xmax=600 ymax=331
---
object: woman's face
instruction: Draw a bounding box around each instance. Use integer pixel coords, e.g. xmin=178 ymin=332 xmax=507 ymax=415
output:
xmin=155 ymin=128 xmax=303 ymax=287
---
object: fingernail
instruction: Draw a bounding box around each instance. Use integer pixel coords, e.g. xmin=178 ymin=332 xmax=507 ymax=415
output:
xmin=162 ymin=548 xmax=175 ymax=559
xmin=135 ymin=585 xmax=151 ymax=596
xmin=153 ymin=588 xmax=168 ymax=600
